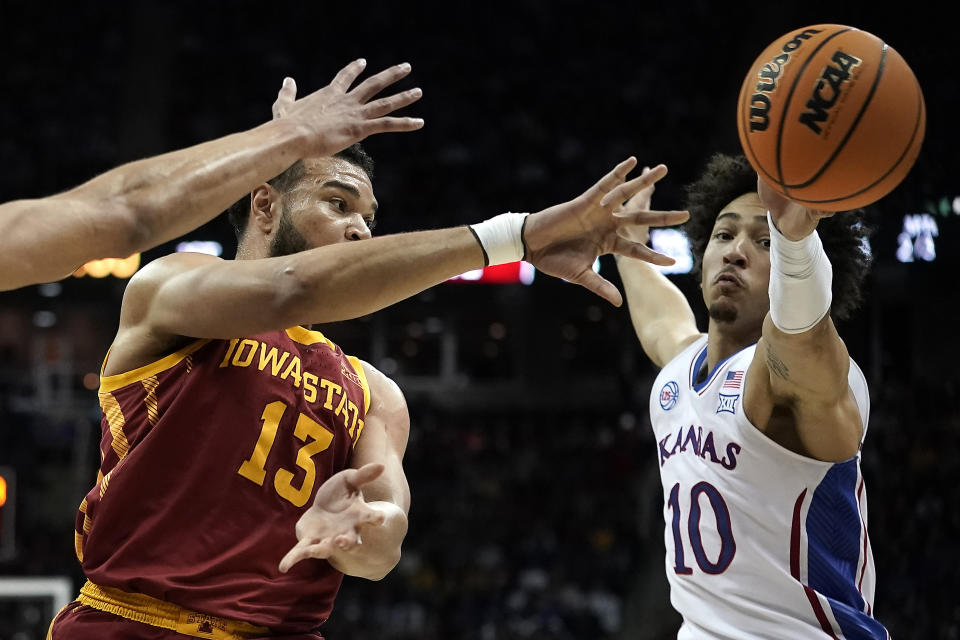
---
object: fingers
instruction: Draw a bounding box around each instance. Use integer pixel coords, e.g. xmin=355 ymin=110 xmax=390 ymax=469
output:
xmin=614 ymin=219 xmax=650 ymax=244
xmin=333 ymin=532 xmax=357 ymax=550
xmin=272 ymin=77 xmax=297 ymax=120
xmin=345 ymin=462 xmax=386 ymax=490
xmin=329 ymin=58 xmax=368 ymax=92
xmin=573 ymin=269 xmax=623 ymax=307
xmin=361 ymin=88 xmax=423 ymax=120
xmin=589 ymin=157 xmax=639 ymax=199
xmin=614 ymin=209 xmax=690 ymax=228
xmin=359 ymin=116 xmax=426 ymax=136
xmin=612 ymin=236 xmax=677 ymax=267
xmin=601 ymin=164 xmax=667 ymax=208
xmin=278 ymin=537 xmax=335 ymax=574
xmin=349 ymin=62 xmax=414 ymax=103
xmin=358 ymin=505 xmax=387 ymax=527
xmin=612 ymin=210 xmax=688 ymax=263
xmin=614 ymin=166 xmax=656 ymax=212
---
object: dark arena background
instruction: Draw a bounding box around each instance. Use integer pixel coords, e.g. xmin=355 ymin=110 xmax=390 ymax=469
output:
xmin=1 ymin=2 xmax=957 ymax=638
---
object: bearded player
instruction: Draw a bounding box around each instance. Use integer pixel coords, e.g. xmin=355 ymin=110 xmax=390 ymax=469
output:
xmin=616 ymin=154 xmax=887 ymax=638
xmin=48 ymin=79 xmax=688 ymax=635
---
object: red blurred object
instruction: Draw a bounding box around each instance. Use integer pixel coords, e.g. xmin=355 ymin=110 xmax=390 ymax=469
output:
xmin=447 ymin=261 xmax=535 ymax=285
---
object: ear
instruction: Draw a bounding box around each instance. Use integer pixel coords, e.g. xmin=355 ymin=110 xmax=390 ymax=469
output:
xmin=250 ymin=184 xmax=283 ymax=236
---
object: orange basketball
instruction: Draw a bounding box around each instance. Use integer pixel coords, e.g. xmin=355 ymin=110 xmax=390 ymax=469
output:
xmin=736 ymin=24 xmax=926 ymax=211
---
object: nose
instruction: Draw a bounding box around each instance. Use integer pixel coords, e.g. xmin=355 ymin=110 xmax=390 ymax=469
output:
xmin=346 ymin=214 xmax=372 ymax=241
xmin=722 ymin=236 xmax=749 ymax=268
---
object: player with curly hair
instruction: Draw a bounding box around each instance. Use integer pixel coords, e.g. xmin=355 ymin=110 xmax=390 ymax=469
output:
xmin=615 ymin=153 xmax=887 ymax=638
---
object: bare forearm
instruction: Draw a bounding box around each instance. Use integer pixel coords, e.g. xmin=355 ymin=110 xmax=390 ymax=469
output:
xmin=153 ymin=226 xmax=485 ymax=338
xmin=76 ymin=119 xmax=308 ymax=252
xmin=0 ymin=120 xmax=307 ymax=291
xmin=327 ymin=502 xmax=408 ymax=580
xmin=287 ymin=227 xmax=483 ymax=324
xmin=616 ymin=255 xmax=699 ymax=366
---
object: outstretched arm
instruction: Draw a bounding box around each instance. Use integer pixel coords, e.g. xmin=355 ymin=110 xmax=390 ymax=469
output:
xmin=614 ymin=167 xmax=700 ymax=368
xmin=280 ymin=363 xmax=410 ymax=580
xmin=744 ymin=178 xmax=863 ymax=461
xmin=0 ymin=59 xmax=423 ymax=291
xmin=114 ymin=159 xmax=688 ymax=350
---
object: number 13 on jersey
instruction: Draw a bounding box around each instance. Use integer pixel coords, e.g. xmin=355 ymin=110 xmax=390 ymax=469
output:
xmin=238 ymin=401 xmax=334 ymax=508
xmin=667 ymin=481 xmax=736 ymax=575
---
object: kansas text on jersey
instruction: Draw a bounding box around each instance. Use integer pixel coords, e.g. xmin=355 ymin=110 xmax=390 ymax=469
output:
xmin=649 ymin=336 xmax=889 ymax=639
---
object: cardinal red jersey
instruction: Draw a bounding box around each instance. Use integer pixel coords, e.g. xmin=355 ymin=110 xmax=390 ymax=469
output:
xmin=74 ymin=326 xmax=371 ymax=633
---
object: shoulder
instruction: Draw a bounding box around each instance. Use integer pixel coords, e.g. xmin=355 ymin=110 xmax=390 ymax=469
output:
xmin=663 ymin=333 xmax=708 ymax=369
xmin=124 ymin=252 xmax=223 ymax=301
xmin=356 ymin=359 xmax=408 ymax=416
xmin=128 ymin=252 xmax=223 ymax=291
xmin=120 ymin=253 xmax=224 ymax=323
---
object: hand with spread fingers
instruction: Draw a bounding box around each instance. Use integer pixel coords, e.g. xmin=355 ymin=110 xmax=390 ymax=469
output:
xmin=523 ymin=158 xmax=689 ymax=306
xmin=279 ymin=463 xmax=388 ymax=574
xmin=612 ymin=164 xmax=660 ymax=245
xmin=271 ymin=59 xmax=424 ymax=157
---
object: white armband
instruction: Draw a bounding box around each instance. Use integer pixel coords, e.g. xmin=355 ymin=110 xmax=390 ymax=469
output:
xmin=468 ymin=212 xmax=529 ymax=266
xmin=768 ymin=211 xmax=832 ymax=334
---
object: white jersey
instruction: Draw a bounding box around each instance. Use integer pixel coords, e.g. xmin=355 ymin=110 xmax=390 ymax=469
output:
xmin=650 ymin=336 xmax=889 ymax=639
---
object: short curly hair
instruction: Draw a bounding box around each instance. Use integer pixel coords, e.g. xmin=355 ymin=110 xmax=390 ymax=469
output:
xmin=682 ymin=153 xmax=873 ymax=322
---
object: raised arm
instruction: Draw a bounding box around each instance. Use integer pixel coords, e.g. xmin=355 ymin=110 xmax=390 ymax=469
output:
xmin=614 ymin=168 xmax=700 ymax=368
xmin=743 ymin=179 xmax=863 ymax=462
xmin=279 ymin=363 xmax=410 ymax=580
xmin=0 ymin=59 xmax=423 ymax=291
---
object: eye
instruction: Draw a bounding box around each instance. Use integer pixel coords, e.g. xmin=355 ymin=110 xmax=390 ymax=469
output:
xmin=364 ymin=218 xmax=377 ymax=231
xmin=759 ymin=237 xmax=771 ymax=249
xmin=713 ymin=230 xmax=733 ymax=241
xmin=330 ymin=197 xmax=347 ymax=212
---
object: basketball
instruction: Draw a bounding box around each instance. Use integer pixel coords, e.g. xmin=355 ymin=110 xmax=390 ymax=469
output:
xmin=736 ymin=24 xmax=926 ymax=211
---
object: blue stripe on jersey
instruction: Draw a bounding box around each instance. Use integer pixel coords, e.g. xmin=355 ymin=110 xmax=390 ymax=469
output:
xmin=806 ymin=461 xmax=888 ymax=639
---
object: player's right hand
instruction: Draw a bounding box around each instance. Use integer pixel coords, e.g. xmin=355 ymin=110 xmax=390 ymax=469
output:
xmin=522 ymin=158 xmax=689 ymax=306
xmin=278 ymin=462 xmax=387 ymax=574
xmin=757 ymin=175 xmax=833 ymax=241
xmin=612 ymin=165 xmax=658 ymax=245
xmin=271 ymin=59 xmax=424 ymax=158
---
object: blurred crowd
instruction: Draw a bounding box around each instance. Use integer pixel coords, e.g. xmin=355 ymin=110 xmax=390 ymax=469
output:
xmin=325 ymin=378 xmax=960 ymax=639
xmin=3 ymin=364 xmax=958 ymax=639
xmin=1 ymin=2 xmax=957 ymax=639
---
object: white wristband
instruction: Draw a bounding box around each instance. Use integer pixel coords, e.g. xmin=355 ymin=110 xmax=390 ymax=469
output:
xmin=468 ymin=212 xmax=529 ymax=266
xmin=768 ymin=211 xmax=832 ymax=334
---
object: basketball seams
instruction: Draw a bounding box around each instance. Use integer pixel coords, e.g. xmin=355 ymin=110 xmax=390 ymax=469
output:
xmin=736 ymin=28 xmax=847 ymax=188
xmin=777 ymin=28 xmax=854 ymax=198
xmin=738 ymin=24 xmax=925 ymax=211
xmin=785 ymin=77 xmax=925 ymax=207
xmin=784 ymin=42 xmax=888 ymax=190
xmin=738 ymin=61 xmax=780 ymax=186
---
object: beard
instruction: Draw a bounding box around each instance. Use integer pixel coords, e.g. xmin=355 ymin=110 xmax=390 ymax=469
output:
xmin=269 ymin=209 xmax=310 ymax=258
xmin=708 ymin=300 xmax=739 ymax=323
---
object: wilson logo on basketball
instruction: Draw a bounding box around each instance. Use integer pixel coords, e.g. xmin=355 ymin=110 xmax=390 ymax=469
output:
xmin=748 ymin=27 xmax=823 ymax=132
xmin=737 ymin=23 xmax=925 ymax=211
xmin=798 ymin=50 xmax=862 ymax=135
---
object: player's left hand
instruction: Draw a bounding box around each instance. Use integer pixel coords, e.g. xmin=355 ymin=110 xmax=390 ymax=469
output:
xmin=278 ymin=463 xmax=387 ymax=574
xmin=522 ymin=158 xmax=689 ymax=306
xmin=758 ymin=176 xmax=835 ymax=241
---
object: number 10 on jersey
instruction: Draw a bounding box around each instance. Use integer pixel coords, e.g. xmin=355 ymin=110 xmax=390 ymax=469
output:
xmin=667 ymin=481 xmax=736 ymax=575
